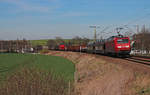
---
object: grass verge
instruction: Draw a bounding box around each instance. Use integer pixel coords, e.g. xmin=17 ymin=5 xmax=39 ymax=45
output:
xmin=0 ymin=53 xmax=75 ymax=95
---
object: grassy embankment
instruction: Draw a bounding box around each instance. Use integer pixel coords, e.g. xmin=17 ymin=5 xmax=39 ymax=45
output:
xmin=0 ymin=53 xmax=75 ymax=95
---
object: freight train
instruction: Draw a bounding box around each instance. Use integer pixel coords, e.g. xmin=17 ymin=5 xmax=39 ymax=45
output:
xmin=53 ymin=35 xmax=131 ymax=57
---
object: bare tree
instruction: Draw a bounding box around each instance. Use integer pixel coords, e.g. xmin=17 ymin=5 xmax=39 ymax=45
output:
xmin=0 ymin=39 xmax=31 ymax=53
xmin=47 ymin=40 xmax=57 ymax=49
xmin=72 ymin=36 xmax=82 ymax=45
xmin=82 ymin=37 xmax=90 ymax=45
xmin=55 ymin=36 xmax=64 ymax=45
xmin=69 ymin=36 xmax=90 ymax=45
xmin=133 ymin=26 xmax=150 ymax=54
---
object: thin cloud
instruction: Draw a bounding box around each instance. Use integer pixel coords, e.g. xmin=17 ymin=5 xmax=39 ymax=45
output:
xmin=61 ymin=12 xmax=89 ymax=17
xmin=0 ymin=0 xmax=59 ymax=13
xmin=60 ymin=11 xmax=101 ymax=17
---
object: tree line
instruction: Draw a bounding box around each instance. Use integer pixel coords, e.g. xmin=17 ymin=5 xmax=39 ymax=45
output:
xmin=47 ymin=36 xmax=90 ymax=49
xmin=132 ymin=26 xmax=150 ymax=54
xmin=0 ymin=39 xmax=31 ymax=53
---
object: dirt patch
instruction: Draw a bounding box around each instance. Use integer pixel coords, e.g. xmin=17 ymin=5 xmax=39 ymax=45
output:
xmin=47 ymin=51 xmax=150 ymax=95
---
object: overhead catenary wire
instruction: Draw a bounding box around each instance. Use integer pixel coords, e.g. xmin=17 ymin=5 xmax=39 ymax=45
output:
xmin=89 ymin=8 xmax=150 ymax=39
xmin=116 ymin=7 xmax=150 ymax=31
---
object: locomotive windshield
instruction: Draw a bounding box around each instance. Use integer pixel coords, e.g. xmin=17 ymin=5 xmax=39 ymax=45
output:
xmin=117 ymin=39 xmax=129 ymax=44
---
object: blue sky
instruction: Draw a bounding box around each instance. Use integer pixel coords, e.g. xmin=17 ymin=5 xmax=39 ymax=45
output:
xmin=0 ymin=0 xmax=150 ymax=40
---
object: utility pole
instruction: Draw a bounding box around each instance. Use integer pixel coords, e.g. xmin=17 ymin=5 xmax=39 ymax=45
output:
xmin=0 ymin=41 xmax=2 ymax=52
xmin=89 ymin=25 xmax=99 ymax=42
xmin=94 ymin=28 xmax=97 ymax=42
xmin=136 ymin=25 xmax=139 ymax=33
xmin=142 ymin=25 xmax=145 ymax=54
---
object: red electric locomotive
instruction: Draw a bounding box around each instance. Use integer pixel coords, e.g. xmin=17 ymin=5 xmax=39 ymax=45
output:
xmin=105 ymin=35 xmax=131 ymax=55
xmin=59 ymin=44 xmax=66 ymax=51
xmin=87 ymin=35 xmax=131 ymax=56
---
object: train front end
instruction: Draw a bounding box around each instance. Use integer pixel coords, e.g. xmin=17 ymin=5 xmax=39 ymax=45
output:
xmin=115 ymin=37 xmax=131 ymax=55
xmin=59 ymin=45 xmax=66 ymax=51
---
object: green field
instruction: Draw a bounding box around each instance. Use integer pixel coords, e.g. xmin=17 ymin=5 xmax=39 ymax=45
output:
xmin=30 ymin=39 xmax=72 ymax=46
xmin=30 ymin=39 xmax=49 ymax=46
xmin=0 ymin=53 xmax=75 ymax=81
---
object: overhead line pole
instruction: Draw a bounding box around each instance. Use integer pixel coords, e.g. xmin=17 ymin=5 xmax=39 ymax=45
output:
xmin=97 ymin=26 xmax=110 ymax=39
xmin=94 ymin=28 xmax=97 ymax=42
xmin=89 ymin=26 xmax=100 ymax=42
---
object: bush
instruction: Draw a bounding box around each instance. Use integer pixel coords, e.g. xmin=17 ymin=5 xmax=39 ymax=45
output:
xmin=39 ymin=49 xmax=49 ymax=54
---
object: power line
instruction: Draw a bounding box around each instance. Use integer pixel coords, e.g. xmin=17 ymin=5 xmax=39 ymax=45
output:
xmin=112 ymin=7 xmax=150 ymax=35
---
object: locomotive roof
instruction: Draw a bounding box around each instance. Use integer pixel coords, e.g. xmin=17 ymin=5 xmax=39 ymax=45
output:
xmin=108 ymin=35 xmax=129 ymax=39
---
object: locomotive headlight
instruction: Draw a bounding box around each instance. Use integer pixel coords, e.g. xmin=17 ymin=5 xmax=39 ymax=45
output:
xmin=125 ymin=45 xmax=129 ymax=48
xmin=117 ymin=46 xmax=121 ymax=48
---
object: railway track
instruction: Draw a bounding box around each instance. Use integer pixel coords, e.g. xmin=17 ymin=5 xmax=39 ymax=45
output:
xmin=124 ymin=56 xmax=150 ymax=66
xmin=94 ymin=53 xmax=150 ymax=70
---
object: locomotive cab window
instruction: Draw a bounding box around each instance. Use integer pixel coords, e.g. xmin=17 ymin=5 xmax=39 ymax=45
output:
xmin=117 ymin=39 xmax=128 ymax=44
